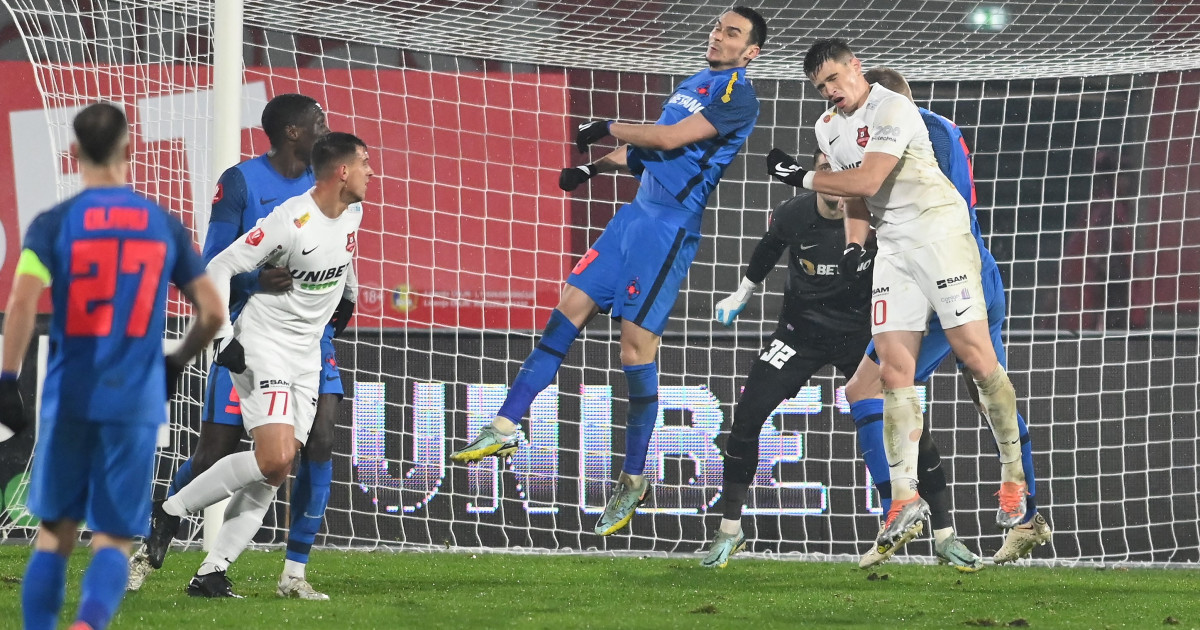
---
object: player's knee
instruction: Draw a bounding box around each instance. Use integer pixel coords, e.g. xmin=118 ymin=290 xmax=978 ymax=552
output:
xmin=255 ymin=445 xmax=297 ymax=485
xmin=845 ymin=371 xmax=876 ymax=403
xmin=878 ymin=361 xmax=915 ymax=389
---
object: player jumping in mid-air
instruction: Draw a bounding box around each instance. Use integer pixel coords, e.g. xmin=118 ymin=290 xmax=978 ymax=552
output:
xmin=449 ymin=6 xmax=768 ymax=537
xmin=846 ymin=67 xmax=1051 ymax=567
xmin=701 ymin=151 xmax=982 ymax=571
xmin=2 ymin=102 xmax=224 ymax=630
xmin=129 ymin=94 xmax=356 ymax=600
xmin=151 ymin=132 xmax=368 ymax=598
xmin=767 ymin=38 xmax=1029 ymax=555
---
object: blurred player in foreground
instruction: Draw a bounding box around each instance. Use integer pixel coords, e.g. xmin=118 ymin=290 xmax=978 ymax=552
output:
xmin=3 ymin=102 xmax=223 ymax=630
xmin=449 ymin=7 xmax=768 ymax=537
xmin=153 ymin=132 xmax=367 ymax=598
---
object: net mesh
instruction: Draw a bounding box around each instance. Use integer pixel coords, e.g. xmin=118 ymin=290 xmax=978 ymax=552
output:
xmin=1 ymin=0 xmax=1199 ymax=566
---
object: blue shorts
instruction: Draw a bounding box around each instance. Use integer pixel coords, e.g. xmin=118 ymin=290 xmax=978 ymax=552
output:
xmin=204 ymin=325 xmax=342 ymax=426
xmin=867 ymin=262 xmax=1008 ymax=380
xmin=566 ymin=201 xmax=700 ymax=336
xmin=29 ymin=420 xmax=159 ymax=537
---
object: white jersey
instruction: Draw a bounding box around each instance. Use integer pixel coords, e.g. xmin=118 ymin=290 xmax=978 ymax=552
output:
xmin=207 ymin=190 xmax=360 ymax=349
xmin=814 ymin=84 xmax=969 ymax=253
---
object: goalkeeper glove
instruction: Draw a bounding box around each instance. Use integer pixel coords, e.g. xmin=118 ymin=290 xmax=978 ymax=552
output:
xmin=0 ymin=373 xmax=26 ymax=438
xmin=766 ymin=148 xmax=814 ymax=189
xmin=575 ymin=120 xmax=612 ymax=153
xmin=330 ymin=297 xmax=356 ymax=338
xmin=714 ymin=277 xmax=759 ymax=326
xmin=559 ymin=164 xmax=599 ymax=192
xmin=214 ymin=338 xmax=247 ymax=374
xmin=165 ymin=353 xmax=187 ymax=399
xmin=839 ymin=243 xmax=870 ymax=280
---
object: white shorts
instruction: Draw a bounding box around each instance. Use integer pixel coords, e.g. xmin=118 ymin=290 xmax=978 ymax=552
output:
xmin=229 ymin=332 xmax=320 ymax=445
xmin=870 ymin=233 xmax=987 ymax=334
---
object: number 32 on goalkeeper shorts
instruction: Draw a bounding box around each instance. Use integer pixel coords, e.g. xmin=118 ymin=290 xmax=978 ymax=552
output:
xmin=873 ymin=300 xmax=887 ymax=326
xmin=761 ymin=339 xmax=796 ymax=369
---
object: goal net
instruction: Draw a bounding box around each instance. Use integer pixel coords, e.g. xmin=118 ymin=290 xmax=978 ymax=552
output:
xmin=2 ymin=0 xmax=1199 ymax=566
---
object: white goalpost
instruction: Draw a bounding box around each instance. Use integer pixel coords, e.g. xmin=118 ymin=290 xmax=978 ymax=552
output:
xmin=1 ymin=0 xmax=1199 ymax=567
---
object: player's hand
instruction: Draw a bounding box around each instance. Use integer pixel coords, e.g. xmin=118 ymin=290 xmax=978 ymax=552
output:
xmin=214 ymin=338 xmax=247 ymax=374
xmin=258 ymin=265 xmax=293 ymax=294
xmin=766 ymin=148 xmax=811 ymax=188
xmin=559 ymin=164 xmax=599 ymax=192
xmin=330 ymin=297 xmax=356 ymax=338
xmin=575 ymin=120 xmax=612 ymax=153
xmin=165 ymin=353 xmax=188 ymax=399
xmin=714 ymin=278 xmax=759 ymax=326
xmin=0 ymin=375 xmax=26 ymax=439
xmin=839 ymin=243 xmax=867 ymax=280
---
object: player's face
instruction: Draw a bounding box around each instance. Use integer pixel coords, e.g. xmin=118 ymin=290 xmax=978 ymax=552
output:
xmin=808 ymin=57 xmax=869 ymax=114
xmin=296 ymin=107 xmax=331 ymax=160
xmin=813 ymin=154 xmax=844 ymax=218
xmin=343 ymin=146 xmax=374 ymax=202
xmin=707 ymin=12 xmax=759 ymax=70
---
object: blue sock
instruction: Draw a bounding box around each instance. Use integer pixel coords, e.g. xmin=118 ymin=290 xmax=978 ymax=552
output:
xmin=621 ymin=363 xmax=658 ymax=476
xmin=76 ymin=547 xmax=128 ymax=630
xmin=496 ymin=309 xmax=580 ymax=426
xmin=851 ymin=398 xmax=892 ymax=514
xmin=1018 ymin=413 xmax=1039 ymax=523
xmin=287 ymin=454 xmax=333 ymax=563
xmin=168 ymin=457 xmax=195 ymax=497
xmin=22 ymin=550 xmax=68 ymax=630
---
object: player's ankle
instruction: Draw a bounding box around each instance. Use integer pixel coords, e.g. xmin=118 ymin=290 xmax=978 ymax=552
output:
xmin=719 ymin=518 xmax=742 ymax=536
xmin=283 ymin=559 xmax=307 ymax=580
xmin=490 ymin=417 xmax=518 ymax=435
xmin=933 ymin=527 xmax=954 ymax=544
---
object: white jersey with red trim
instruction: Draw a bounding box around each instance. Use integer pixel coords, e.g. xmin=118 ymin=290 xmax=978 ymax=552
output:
xmin=207 ymin=190 xmax=360 ymax=348
xmin=814 ymin=83 xmax=969 ymax=253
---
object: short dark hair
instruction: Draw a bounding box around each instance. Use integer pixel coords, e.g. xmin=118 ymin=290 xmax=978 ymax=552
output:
xmin=729 ymin=7 xmax=768 ymax=49
xmin=863 ymin=67 xmax=912 ymax=99
xmin=312 ymin=131 xmax=367 ymax=178
xmin=261 ymin=93 xmax=321 ymax=147
xmin=73 ymin=102 xmax=128 ymax=165
xmin=811 ymin=149 xmax=828 ymax=166
xmin=803 ymin=38 xmax=855 ymax=77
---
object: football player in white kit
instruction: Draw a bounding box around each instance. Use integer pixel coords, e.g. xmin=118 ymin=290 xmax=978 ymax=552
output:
xmin=766 ymin=39 xmax=1029 ymax=555
xmin=159 ymin=131 xmax=371 ymax=598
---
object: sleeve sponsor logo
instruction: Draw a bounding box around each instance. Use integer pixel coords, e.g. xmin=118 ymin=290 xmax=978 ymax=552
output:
xmin=245 ymin=227 xmax=265 ymax=246
xmin=871 ymin=124 xmax=901 ymax=143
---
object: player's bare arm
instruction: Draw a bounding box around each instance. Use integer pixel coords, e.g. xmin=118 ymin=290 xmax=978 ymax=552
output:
xmin=609 ymin=112 xmax=718 ymax=151
xmin=768 ymin=148 xmax=899 ymax=197
xmin=843 ymin=197 xmax=872 ymax=246
xmin=172 ymin=274 xmax=226 ymax=365
xmin=0 ymin=271 xmax=45 ymax=375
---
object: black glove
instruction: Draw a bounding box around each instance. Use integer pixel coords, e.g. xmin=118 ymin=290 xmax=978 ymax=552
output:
xmin=839 ymin=243 xmax=867 ymax=280
xmin=330 ymin=297 xmax=356 ymax=338
xmin=0 ymin=376 xmax=26 ymax=437
xmin=214 ymin=338 xmax=247 ymax=374
xmin=165 ymin=353 xmax=187 ymax=399
xmin=575 ymin=120 xmax=612 ymax=153
xmin=766 ymin=148 xmax=811 ymax=188
xmin=559 ymin=164 xmax=599 ymax=192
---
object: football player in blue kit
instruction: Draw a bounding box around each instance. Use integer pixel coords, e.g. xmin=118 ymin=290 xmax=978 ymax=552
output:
xmin=450 ymin=6 xmax=769 ymax=537
xmin=2 ymin=102 xmax=224 ymax=630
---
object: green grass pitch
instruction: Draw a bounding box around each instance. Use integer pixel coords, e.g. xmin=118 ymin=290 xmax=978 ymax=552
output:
xmin=1 ymin=545 xmax=1198 ymax=629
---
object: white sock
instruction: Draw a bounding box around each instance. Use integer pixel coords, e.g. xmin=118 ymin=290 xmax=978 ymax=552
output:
xmin=491 ymin=417 xmax=518 ymax=435
xmin=196 ymin=561 xmax=224 ymax=576
xmin=973 ymin=366 xmax=1026 ymax=483
xmin=283 ymin=559 xmax=307 ymax=581
xmin=719 ymin=518 xmax=741 ymax=536
xmin=200 ymin=480 xmax=279 ymax=572
xmin=883 ymin=387 xmax=923 ymax=503
xmin=164 ymin=451 xmax=266 ymax=517
xmin=933 ymin=527 xmax=954 ymax=544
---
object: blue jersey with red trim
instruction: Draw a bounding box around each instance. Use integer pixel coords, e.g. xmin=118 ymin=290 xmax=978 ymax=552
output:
xmin=920 ymin=107 xmax=997 ymax=276
xmin=22 ymin=186 xmax=205 ymax=424
xmin=204 ymin=154 xmax=314 ymax=316
xmin=632 ymin=66 xmax=759 ymax=229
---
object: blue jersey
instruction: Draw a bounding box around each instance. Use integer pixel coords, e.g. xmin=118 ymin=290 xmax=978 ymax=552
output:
xmin=22 ymin=186 xmax=205 ymax=425
xmin=204 ymin=154 xmax=314 ymax=315
xmin=632 ymin=66 xmax=759 ymax=230
xmin=919 ymin=107 xmax=998 ymax=277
